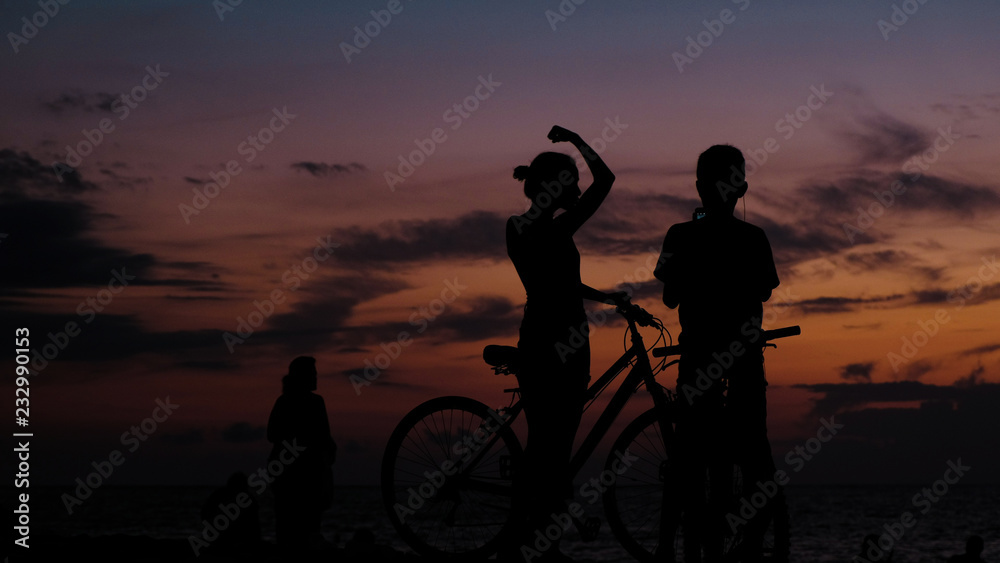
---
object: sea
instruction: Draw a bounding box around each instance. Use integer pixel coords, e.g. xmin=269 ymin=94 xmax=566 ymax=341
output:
xmin=23 ymin=484 xmax=1000 ymax=561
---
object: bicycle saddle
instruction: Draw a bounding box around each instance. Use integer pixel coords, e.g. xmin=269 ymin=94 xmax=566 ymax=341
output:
xmin=482 ymin=345 xmax=520 ymax=367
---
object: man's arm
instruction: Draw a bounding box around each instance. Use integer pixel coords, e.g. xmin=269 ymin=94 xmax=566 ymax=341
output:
xmin=654 ymin=229 xmax=681 ymax=309
xmin=758 ymin=229 xmax=780 ymax=302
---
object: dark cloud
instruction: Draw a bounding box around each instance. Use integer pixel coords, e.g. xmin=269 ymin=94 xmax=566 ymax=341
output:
xmin=333 ymin=210 xmax=507 ymax=266
xmin=175 ymin=359 xmax=240 ymax=371
xmin=930 ymin=93 xmax=1000 ymax=122
xmin=954 ymin=364 xmax=986 ymax=388
xmin=0 ymin=151 xmax=225 ymax=291
xmin=843 ymin=323 xmax=882 ymax=330
xmin=291 ymin=161 xmax=367 ymax=177
xmin=840 ymin=361 xmax=874 ymax=383
xmin=1 ymin=309 xmax=236 ymax=370
xmin=960 ymin=343 xmax=1000 ymax=357
xmin=840 ymin=112 xmax=931 ymax=166
xmin=221 ymin=422 xmax=266 ymax=443
xmin=258 ymin=274 xmax=411 ymax=351
xmin=99 ymin=167 xmax=152 ymax=189
xmin=842 ymin=250 xmax=945 ymax=282
xmin=0 ymin=148 xmax=96 ymax=195
xmin=899 ymin=359 xmax=935 ymax=381
xmin=159 ymin=429 xmax=205 ymax=445
xmin=429 ymin=295 xmax=522 ymax=343
xmin=0 ymin=198 xmax=157 ymax=288
xmin=913 ymin=283 xmax=1000 ymax=307
xmin=40 ymin=90 xmax=117 ymax=114
xmin=783 ymin=381 xmax=1000 ymax=484
xmin=794 ymin=381 xmax=976 ymax=416
xmin=791 ymin=294 xmax=904 ymax=314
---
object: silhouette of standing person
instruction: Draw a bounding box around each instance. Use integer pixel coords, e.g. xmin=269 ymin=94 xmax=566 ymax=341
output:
xmin=267 ymin=356 xmax=337 ymax=553
xmin=654 ymin=145 xmax=780 ymax=562
xmin=504 ymin=125 xmax=623 ymax=562
xmin=948 ymin=535 xmax=986 ymax=563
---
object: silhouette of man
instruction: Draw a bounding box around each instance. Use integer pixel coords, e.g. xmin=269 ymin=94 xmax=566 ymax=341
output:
xmin=948 ymin=535 xmax=986 ymax=563
xmin=267 ymin=356 xmax=337 ymax=553
xmin=654 ymin=145 xmax=779 ymax=562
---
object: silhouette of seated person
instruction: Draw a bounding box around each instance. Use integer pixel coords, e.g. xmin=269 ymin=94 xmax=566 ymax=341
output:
xmin=266 ymin=356 xmax=337 ymax=552
xmin=653 ymin=145 xmax=779 ymax=562
xmin=199 ymin=471 xmax=261 ymax=554
xmin=949 ymin=535 xmax=986 ymax=563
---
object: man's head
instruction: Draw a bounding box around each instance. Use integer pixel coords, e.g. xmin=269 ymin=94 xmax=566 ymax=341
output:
xmin=696 ymin=144 xmax=747 ymax=212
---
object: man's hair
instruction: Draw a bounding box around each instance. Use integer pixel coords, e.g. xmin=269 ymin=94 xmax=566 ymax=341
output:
xmin=696 ymin=144 xmax=746 ymax=208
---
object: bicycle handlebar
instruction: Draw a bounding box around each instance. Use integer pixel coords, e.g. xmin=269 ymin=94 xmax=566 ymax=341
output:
xmin=651 ymin=325 xmax=800 ymax=358
xmin=616 ymin=302 xmax=657 ymax=328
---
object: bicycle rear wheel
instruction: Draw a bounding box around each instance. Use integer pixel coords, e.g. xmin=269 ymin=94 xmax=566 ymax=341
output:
xmin=381 ymin=396 xmax=522 ymax=560
xmin=603 ymin=408 xmax=684 ymax=562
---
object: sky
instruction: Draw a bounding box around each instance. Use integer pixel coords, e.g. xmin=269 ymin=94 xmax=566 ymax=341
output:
xmin=2 ymin=0 xmax=1000 ymax=494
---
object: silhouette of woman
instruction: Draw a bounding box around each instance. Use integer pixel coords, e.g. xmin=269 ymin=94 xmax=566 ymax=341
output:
xmin=505 ymin=125 xmax=621 ymax=561
xmin=266 ymin=356 xmax=336 ymax=552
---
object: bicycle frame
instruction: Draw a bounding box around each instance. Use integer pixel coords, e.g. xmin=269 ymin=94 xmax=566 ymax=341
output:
xmin=462 ymin=309 xmax=672 ymax=490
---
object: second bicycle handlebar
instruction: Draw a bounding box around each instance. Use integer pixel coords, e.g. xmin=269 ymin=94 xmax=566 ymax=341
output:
xmin=651 ymin=325 xmax=800 ymax=358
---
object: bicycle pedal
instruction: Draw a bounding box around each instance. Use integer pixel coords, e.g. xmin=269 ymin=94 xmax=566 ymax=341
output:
xmin=579 ymin=517 xmax=601 ymax=542
xmin=659 ymin=459 xmax=671 ymax=482
xmin=499 ymin=455 xmax=514 ymax=479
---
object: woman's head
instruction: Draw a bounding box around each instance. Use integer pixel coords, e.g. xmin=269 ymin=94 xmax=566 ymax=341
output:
xmin=513 ymin=151 xmax=580 ymax=210
xmin=283 ymin=355 xmax=317 ymax=393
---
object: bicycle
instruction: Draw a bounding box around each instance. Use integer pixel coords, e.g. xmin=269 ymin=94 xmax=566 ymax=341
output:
xmin=648 ymin=326 xmax=799 ymax=562
xmin=380 ymin=295 xmax=798 ymax=562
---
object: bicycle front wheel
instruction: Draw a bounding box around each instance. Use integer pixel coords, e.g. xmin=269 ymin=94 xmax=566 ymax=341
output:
xmin=381 ymin=396 xmax=522 ymax=560
xmin=603 ymin=408 xmax=683 ymax=562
